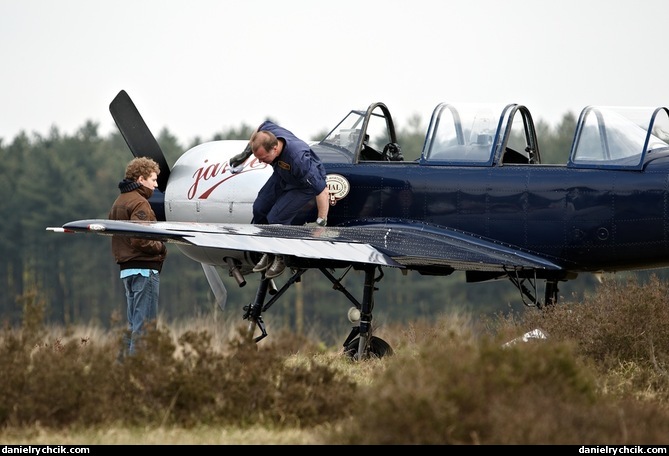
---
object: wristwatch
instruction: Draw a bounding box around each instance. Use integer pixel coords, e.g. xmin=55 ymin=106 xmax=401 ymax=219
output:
xmin=316 ymin=217 xmax=327 ymax=227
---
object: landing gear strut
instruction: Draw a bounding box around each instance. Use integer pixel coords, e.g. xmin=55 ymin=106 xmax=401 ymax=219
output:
xmin=242 ymin=268 xmax=306 ymax=343
xmin=242 ymin=264 xmax=393 ymax=360
xmin=508 ymin=272 xmax=561 ymax=308
xmin=336 ymin=266 xmax=394 ymax=360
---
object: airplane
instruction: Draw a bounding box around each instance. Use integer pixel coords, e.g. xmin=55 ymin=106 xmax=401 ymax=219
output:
xmin=47 ymin=90 xmax=669 ymax=360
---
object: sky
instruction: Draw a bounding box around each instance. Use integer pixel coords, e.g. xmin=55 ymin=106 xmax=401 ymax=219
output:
xmin=1 ymin=0 xmax=668 ymax=146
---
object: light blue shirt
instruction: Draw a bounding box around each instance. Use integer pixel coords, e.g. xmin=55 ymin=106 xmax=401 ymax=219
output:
xmin=120 ymin=268 xmax=158 ymax=279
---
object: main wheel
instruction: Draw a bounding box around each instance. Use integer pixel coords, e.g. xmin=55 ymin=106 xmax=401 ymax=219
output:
xmin=344 ymin=336 xmax=393 ymax=359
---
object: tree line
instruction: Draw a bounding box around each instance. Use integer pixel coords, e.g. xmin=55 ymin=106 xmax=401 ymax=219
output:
xmin=0 ymin=109 xmax=644 ymax=340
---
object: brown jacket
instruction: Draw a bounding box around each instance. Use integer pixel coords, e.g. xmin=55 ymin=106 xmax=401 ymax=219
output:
xmin=109 ymin=182 xmax=167 ymax=272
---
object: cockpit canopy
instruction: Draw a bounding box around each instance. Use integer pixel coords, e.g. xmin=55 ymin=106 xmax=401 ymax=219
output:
xmin=313 ymin=101 xmax=669 ymax=170
xmin=421 ymin=102 xmax=669 ymax=170
xmin=314 ymin=102 xmax=399 ymax=163
xmin=568 ymin=106 xmax=669 ymax=169
xmin=421 ymin=102 xmax=539 ymax=166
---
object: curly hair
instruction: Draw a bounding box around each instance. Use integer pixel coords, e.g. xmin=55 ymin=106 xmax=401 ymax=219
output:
xmin=124 ymin=157 xmax=160 ymax=181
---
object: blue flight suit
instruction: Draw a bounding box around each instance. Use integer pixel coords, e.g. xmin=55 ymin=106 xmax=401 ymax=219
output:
xmin=252 ymin=121 xmax=327 ymax=225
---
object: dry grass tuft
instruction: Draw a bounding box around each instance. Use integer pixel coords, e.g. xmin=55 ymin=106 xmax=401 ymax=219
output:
xmin=3 ymin=274 xmax=669 ymax=444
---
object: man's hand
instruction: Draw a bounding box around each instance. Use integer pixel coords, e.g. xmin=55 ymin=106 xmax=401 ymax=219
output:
xmin=305 ymin=219 xmax=327 ymax=237
xmin=230 ymin=164 xmax=245 ymax=174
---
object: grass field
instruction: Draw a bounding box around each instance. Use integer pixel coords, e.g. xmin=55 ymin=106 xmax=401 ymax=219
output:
xmin=2 ymin=274 xmax=669 ymax=444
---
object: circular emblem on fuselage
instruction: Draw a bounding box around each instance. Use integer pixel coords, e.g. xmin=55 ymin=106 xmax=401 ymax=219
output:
xmin=326 ymin=174 xmax=350 ymax=206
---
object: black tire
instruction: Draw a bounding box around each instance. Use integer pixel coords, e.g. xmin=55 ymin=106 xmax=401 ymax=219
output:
xmin=344 ymin=336 xmax=393 ymax=359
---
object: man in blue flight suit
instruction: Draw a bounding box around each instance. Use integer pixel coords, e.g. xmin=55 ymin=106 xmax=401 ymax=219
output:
xmin=249 ymin=121 xmax=330 ymax=278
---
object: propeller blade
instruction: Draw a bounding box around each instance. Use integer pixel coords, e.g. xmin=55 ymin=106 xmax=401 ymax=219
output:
xmin=109 ymin=90 xmax=171 ymax=192
xmin=201 ymin=263 xmax=228 ymax=312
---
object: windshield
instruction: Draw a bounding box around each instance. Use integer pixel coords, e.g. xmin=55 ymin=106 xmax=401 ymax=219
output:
xmin=321 ymin=110 xmax=366 ymax=155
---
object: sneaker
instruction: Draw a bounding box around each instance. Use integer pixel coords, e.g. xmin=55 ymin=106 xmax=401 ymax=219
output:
xmin=265 ymin=255 xmax=286 ymax=279
xmin=253 ymin=253 xmax=272 ymax=272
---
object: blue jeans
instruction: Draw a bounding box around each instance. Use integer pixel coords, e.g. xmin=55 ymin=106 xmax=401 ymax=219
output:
xmin=121 ymin=271 xmax=159 ymax=356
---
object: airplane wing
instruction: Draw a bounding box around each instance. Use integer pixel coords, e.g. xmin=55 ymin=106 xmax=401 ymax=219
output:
xmin=47 ymin=218 xmax=563 ymax=272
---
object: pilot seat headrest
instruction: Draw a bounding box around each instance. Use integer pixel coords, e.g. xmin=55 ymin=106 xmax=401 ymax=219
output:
xmin=383 ymin=142 xmax=404 ymax=161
